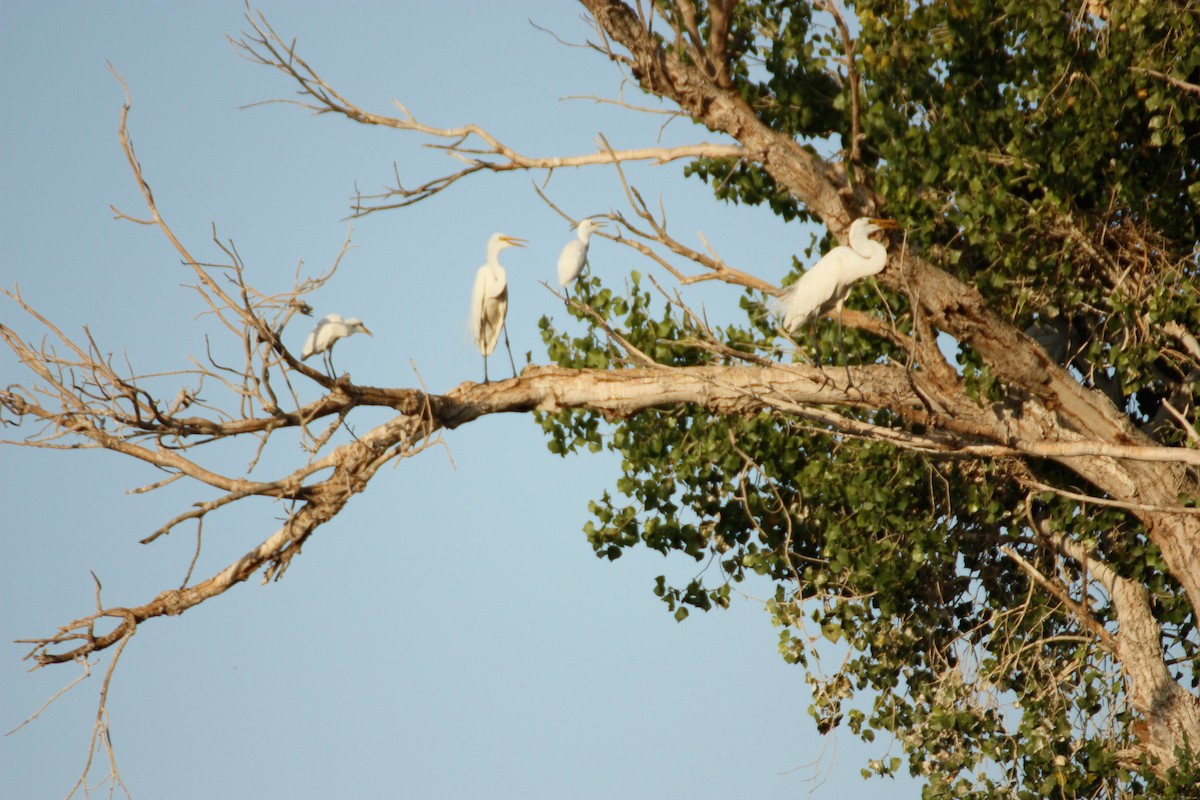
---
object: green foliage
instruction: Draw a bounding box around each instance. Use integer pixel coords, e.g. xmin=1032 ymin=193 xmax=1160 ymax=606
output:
xmin=859 ymin=0 xmax=1200 ymax=413
xmin=682 ymin=1 xmax=843 ymax=220
xmin=685 ymin=158 xmax=808 ymax=221
xmin=539 ymin=0 xmax=1199 ymax=795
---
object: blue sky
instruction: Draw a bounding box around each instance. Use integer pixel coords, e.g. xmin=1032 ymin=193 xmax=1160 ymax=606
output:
xmin=1 ymin=4 xmax=920 ymax=798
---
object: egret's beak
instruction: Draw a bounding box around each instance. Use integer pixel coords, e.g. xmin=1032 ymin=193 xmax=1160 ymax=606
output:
xmin=502 ymin=235 xmax=528 ymax=247
xmin=870 ymin=218 xmax=901 ymax=230
xmin=361 ymin=326 xmax=374 ymax=337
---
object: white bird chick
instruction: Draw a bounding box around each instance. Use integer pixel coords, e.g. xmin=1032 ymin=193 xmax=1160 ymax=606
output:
xmin=557 ymin=218 xmax=605 ymax=288
xmin=776 ymin=217 xmax=900 ymax=331
xmin=470 ymin=232 xmax=527 ymax=382
xmin=301 ymin=313 xmax=372 ymax=375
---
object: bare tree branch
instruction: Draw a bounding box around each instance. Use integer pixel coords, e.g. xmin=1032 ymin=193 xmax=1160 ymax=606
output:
xmin=229 ymin=9 xmax=746 ymax=217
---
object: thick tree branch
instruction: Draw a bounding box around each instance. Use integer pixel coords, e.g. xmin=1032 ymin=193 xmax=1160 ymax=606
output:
xmin=18 ymin=356 xmax=1200 ymax=666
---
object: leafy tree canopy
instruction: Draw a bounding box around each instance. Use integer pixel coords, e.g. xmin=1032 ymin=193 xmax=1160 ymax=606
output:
xmin=539 ymin=2 xmax=1200 ymax=796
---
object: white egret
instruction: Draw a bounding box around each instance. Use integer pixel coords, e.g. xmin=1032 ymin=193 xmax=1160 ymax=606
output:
xmin=301 ymin=313 xmax=372 ymax=376
xmin=469 ymin=232 xmax=527 ymax=383
xmin=776 ymin=217 xmax=901 ymax=332
xmin=557 ymin=218 xmax=605 ymax=288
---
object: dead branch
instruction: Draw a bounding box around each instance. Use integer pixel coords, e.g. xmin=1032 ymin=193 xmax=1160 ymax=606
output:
xmin=230 ymin=8 xmax=746 ymax=217
xmin=596 ymin=133 xmax=778 ymax=294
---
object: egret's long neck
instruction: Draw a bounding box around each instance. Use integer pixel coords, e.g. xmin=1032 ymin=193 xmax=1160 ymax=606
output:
xmin=846 ymin=229 xmax=888 ymax=280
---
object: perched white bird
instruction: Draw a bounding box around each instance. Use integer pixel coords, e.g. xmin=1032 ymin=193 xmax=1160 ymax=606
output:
xmin=557 ymin=218 xmax=605 ymax=288
xmin=469 ymin=232 xmax=526 ymax=382
xmin=301 ymin=313 xmax=372 ymax=375
xmin=776 ymin=216 xmax=900 ymax=331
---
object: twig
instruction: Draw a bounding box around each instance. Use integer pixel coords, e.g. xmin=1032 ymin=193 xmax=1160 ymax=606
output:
xmin=1130 ymin=66 xmax=1200 ymax=97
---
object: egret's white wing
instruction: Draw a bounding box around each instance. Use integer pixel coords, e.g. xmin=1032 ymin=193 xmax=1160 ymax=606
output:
xmin=480 ymin=286 xmax=508 ymax=357
xmin=557 ymin=239 xmax=588 ymax=287
xmin=469 ymin=268 xmax=487 ymax=349
xmin=471 ymin=267 xmax=508 ymax=355
xmin=301 ymin=328 xmax=318 ymax=360
xmin=777 ymin=256 xmax=844 ymax=331
xmin=302 ymin=313 xmax=343 ymax=359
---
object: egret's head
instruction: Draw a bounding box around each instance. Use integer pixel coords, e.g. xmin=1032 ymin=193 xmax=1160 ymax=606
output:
xmin=345 ymin=318 xmax=373 ymax=337
xmin=576 ymin=218 xmax=606 ymax=235
xmin=857 ymin=217 xmax=900 ymax=235
xmin=490 ymin=232 xmax=527 ymax=251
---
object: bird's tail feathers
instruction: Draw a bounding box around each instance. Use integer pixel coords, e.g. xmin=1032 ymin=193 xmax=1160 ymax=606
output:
xmin=767 ymin=286 xmax=798 ymax=325
xmin=766 ymin=290 xmax=789 ymax=318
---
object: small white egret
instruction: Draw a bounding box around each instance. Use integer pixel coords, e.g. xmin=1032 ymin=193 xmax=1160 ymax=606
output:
xmin=557 ymin=218 xmax=605 ymax=288
xmin=301 ymin=313 xmax=373 ymax=376
xmin=776 ymin=217 xmax=901 ymax=332
xmin=469 ymin=232 xmax=527 ymax=383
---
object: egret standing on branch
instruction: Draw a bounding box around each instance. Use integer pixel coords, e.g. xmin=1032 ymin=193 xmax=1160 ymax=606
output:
xmin=470 ymin=232 xmax=526 ymax=383
xmin=301 ymin=313 xmax=373 ymax=376
xmin=557 ymin=218 xmax=605 ymax=289
xmin=776 ymin=217 xmax=900 ymax=332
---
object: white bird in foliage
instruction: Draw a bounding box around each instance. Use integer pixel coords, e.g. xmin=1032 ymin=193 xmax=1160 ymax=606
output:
xmin=776 ymin=216 xmax=901 ymax=332
xmin=301 ymin=313 xmax=372 ymax=376
xmin=557 ymin=218 xmax=605 ymax=288
xmin=470 ymin=232 xmax=527 ymax=383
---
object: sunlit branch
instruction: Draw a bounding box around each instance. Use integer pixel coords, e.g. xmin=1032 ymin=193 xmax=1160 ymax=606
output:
xmin=1018 ymin=475 xmax=1200 ymax=517
xmin=594 ymin=133 xmax=778 ymax=296
xmin=231 ymin=9 xmax=745 ymax=218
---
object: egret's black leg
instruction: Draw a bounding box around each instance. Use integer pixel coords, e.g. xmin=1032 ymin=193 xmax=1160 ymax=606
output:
xmin=503 ymin=325 xmax=517 ymax=379
xmin=837 ymin=304 xmax=852 ymax=388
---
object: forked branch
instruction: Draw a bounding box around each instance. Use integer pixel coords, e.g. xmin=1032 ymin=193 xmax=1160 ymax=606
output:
xmin=231 ymin=8 xmax=747 ymax=217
